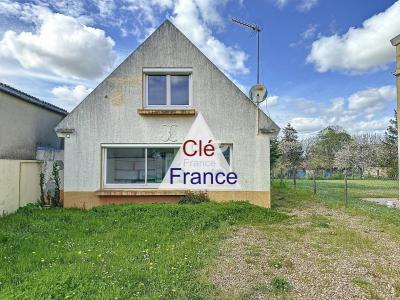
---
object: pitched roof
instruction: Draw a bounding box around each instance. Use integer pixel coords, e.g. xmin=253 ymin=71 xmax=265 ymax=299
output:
xmin=0 ymin=82 xmax=67 ymax=115
xmin=56 ymin=19 xmax=279 ymax=135
xmin=391 ymin=33 xmax=400 ymax=46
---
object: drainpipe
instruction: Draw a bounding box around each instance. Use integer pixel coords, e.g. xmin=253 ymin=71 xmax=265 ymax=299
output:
xmin=390 ymin=35 xmax=400 ymax=201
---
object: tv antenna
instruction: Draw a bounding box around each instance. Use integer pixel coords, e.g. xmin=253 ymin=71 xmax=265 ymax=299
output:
xmin=232 ymin=18 xmax=269 ymax=135
xmin=232 ymin=18 xmax=262 ymax=84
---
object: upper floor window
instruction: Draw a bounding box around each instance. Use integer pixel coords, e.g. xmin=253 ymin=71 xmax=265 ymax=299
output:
xmin=144 ymin=68 xmax=192 ymax=107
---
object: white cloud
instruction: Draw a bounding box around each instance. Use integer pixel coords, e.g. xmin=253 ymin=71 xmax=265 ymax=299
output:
xmin=297 ymin=0 xmax=318 ymax=12
xmin=122 ymin=0 xmax=174 ymax=28
xmin=302 ymin=24 xmax=318 ymax=39
xmin=325 ymin=97 xmax=345 ymax=114
xmin=307 ymin=1 xmax=400 ymax=73
xmin=353 ymin=117 xmax=392 ymax=132
xmin=0 ymin=7 xmax=116 ymax=80
xmin=51 ymin=84 xmax=93 ymax=111
xmin=290 ymin=117 xmax=325 ymax=132
xmin=2 ymin=0 xmax=249 ymax=77
xmin=103 ymin=0 xmax=249 ymax=76
xmin=270 ymin=84 xmax=396 ymax=136
xmin=0 ymin=0 xmax=21 ymax=15
xmin=95 ymin=0 xmax=116 ymax=18
xmin=290 ymin=23 xmax=318 ymax=48
xmin=40 ymin=0 xmax=87 ymax=19
xmin=266 ymin=95 xmax=279 ymax=107
xmin=274 ymin=0 xmax=318 ymax=11
xmin=348 ymin=85 xmax=396 ymax=113
xmin=193 ymin=0 xmax=228 ymax=27
xmin=171 ymin=0 xmax=249 ymax=75
xmin=275 ymin=0 xmax=289 ymax=9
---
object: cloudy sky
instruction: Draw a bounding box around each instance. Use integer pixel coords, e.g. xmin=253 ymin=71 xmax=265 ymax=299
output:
xmin=0 ymin=0 xmax=398 ymax=136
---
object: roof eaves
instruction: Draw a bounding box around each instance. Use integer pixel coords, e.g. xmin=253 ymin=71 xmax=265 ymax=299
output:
xmin=0 ymin=82 xmax=68 ymax=116
xmin=391 ymin=34 xmax=400 ymax=46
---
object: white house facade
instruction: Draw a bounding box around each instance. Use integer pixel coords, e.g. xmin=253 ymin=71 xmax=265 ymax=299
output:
xmin=55 ymin=20 xmax=279 ymax=209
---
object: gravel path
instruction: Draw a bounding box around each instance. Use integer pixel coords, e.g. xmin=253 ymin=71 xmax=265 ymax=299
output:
xmin=211 ymin=201 xmax=400 ymax=299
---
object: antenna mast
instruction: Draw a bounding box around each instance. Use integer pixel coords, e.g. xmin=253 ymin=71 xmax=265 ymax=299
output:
xmin=232 ymin=18 xmax=261 ymax=84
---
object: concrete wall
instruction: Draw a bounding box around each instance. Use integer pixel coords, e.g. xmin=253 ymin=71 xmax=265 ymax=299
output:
xmin=0 ymin=160 xmax=41 ymax=215
xmin=0 ymin=91 xmax=65 ymax=159
xmin=56 ymin=21 xmax=278 ymax=207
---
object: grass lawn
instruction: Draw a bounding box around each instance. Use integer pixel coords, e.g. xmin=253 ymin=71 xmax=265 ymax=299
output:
xmin=0 ymin=202 xmax=286 ymax=299
xmin=1 ymin=179 xmax=399 ymax=299
xmin=282 ymin=178 xmax=398 ymax=200
xmin=278 ymin=179 xmax=400 ymax=230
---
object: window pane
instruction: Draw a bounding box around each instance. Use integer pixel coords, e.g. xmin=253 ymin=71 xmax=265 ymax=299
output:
xmin=106 ymin=148 xmax=145 ymax=184
xmin=148 ymin=75 xmax=167 ymax=105
xmin=220 ymin=145 xmax=231 ymax=165
xmin=147 ymin=148 xmax=179 ymax=183
xmin=171 ymin=75 xmax=189 ymax=105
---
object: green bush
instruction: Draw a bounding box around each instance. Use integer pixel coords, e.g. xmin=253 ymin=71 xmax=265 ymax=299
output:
xmin=271 ymin=276 xmax=292 ymax=294
xmin=179 ymin=191 xmax=210 ymax=204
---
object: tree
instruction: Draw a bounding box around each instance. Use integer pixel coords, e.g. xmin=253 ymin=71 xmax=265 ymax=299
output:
xmin=280 ymin=123 xmax=303 ymax=186
xmin=352 ymin=133 xmax=381 ymax=177
xmin=334 ymin=142 xmax=357 ymax=174
xmin=307 ymin=126 xmax=352 ymax=173
xmin=304 ymin=136 xmax=326 ymax=174
xmin=384 ymin=109 xmax=398 ymax=146
xmin=334 ymin=135 xmax=381 ymax=177
xmin=381 ymin=110 xmax=398 ymax=178
xmin=334 ymin=143 xmax=355 ymax=206
xmin=282 ymin=123 xmax=298 ymax=142
xmin=270 ymin=138 xmax=281 ymax=175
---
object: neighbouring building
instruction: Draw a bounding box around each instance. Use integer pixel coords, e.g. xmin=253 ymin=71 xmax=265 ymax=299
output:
xmin=391 ymin=34 xmax=400 ymax=199
xmin=0 ymin=82 xmax=67 ymax=159
xmin=0 ymin=83 xmax=67 ymax=215
xmin=55 ymin=20 xmax=279 ymax=209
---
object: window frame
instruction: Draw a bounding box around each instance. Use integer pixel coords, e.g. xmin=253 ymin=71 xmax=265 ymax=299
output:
xmin=143 ymin=68 xmax=193 ymax=109
xmin=101 ymin=143 xmax=233 ymax=190
xmin=102 ymin=144 xmax=180 ymax=189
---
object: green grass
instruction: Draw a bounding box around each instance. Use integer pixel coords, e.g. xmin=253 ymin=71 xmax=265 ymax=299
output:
xmin=1 ymin=179 xmax=399 ymax=298
xmin=0 ymin=202 xmax=286 ymax=299
xmin=274 ymin=179 xmax=400 ymax=233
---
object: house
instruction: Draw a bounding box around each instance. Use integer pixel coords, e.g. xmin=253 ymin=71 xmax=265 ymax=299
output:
xmin=0 ymin=83 xmax=67 ymax=214
xmin=55 ymin=20 xmax=279 ymax=209
xmin=391 ymin=33 xmax=400 ymax=199
xmin=0 ymin=82 xmax=67 ymax=159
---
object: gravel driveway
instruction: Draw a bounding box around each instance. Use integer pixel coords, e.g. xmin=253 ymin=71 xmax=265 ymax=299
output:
xmin=211 ymin=201 xmax=400 ymax=299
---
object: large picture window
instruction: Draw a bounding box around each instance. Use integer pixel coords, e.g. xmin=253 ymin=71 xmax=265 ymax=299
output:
xmin=103 ymin=144 xmax=232 ymax=188
xmin=106 ymin=148 xmax=146 ymax=184
xmin=104 ymin=145 xmax=179 ymax=187
xmin=144 ymin=68 xmax=192 ymax=107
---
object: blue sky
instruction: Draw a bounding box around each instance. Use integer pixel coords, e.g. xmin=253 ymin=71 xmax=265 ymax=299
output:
xmin=0 ymin=0 xmax=398 ymax=136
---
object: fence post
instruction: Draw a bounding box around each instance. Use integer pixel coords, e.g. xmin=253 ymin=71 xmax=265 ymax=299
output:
xmin=293 ymin=168 xmax=297 ymax=187
xmin=313 ymin=172 xmax=317 ymax=195
xmin=344 ymin=172 xmax=348 ymax=207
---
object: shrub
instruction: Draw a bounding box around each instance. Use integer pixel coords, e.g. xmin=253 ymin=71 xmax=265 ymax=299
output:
xmin=179 ymin=191 xmax=210 ymax=204
xmin=271 ymin=276 xmax=292 ymax=294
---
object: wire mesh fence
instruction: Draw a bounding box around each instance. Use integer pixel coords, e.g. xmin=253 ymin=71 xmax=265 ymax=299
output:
xmin=273 ymin=177 xmax=399 ymax=208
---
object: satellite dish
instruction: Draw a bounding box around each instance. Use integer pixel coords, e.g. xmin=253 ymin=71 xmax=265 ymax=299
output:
xmin=249 ymin=84 xmax=268 ymax=104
